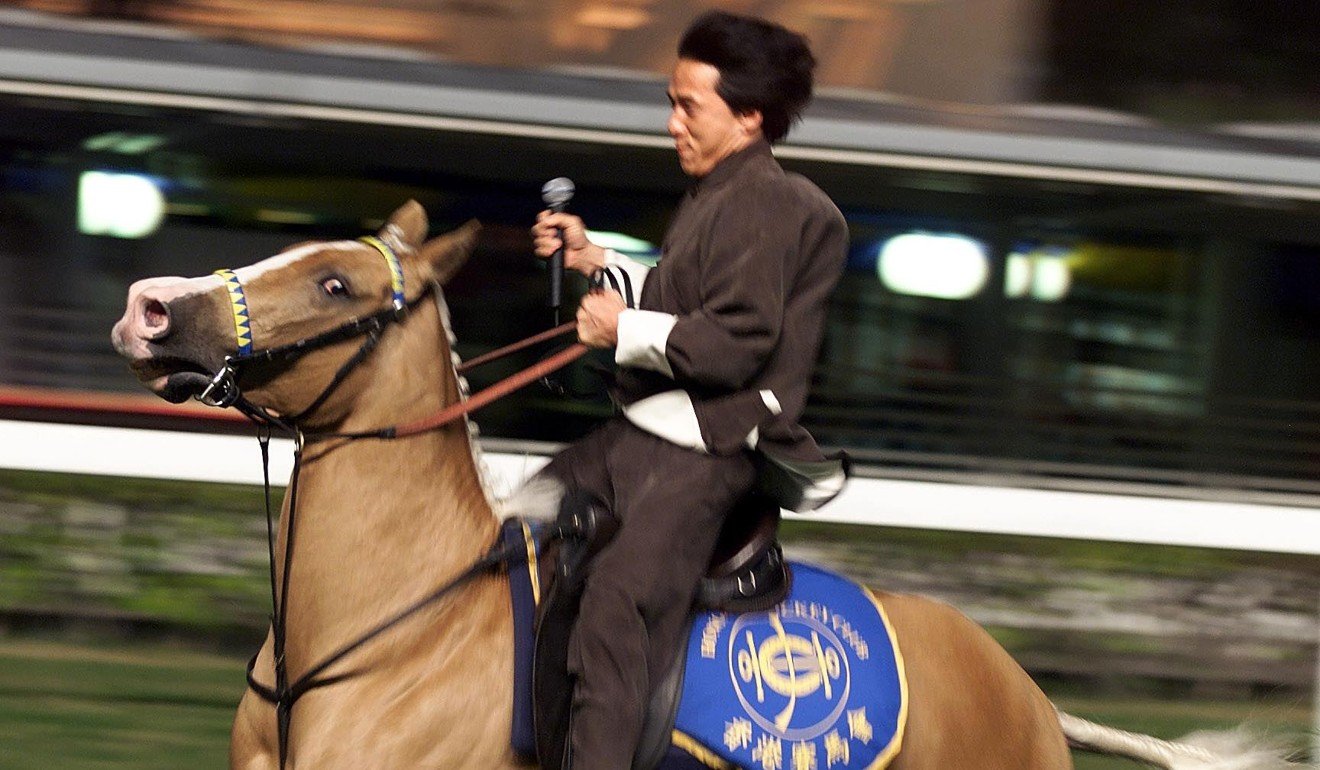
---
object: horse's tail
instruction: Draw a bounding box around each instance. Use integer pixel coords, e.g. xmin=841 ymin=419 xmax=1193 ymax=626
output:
xmin=1056 ymin=708 xmax=1309 ymax=769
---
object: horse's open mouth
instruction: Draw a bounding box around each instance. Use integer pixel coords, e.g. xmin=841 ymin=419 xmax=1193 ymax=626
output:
xmin=130 ymin=356 xmax=215 ymax=403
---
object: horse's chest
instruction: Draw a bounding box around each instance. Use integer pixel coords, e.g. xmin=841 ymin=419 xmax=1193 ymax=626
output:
xmin=237 ymin=624 xmax=518 ymax=768
xmin=286 ymin=676 xmax=516 ymax=768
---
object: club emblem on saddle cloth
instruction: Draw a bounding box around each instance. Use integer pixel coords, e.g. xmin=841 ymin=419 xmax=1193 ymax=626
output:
xmin=672 ymin=563 xmax=907 ymax=770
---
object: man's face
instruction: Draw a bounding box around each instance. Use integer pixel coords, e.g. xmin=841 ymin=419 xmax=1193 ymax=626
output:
xmin=667 ymin=58 xmax=761 ymax=178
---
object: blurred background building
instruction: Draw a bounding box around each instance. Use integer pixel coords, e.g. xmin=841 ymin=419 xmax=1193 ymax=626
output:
xmin=4 ymin=0 xmax=1317 ymax=122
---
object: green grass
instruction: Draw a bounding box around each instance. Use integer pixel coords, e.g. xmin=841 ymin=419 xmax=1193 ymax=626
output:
xmin=0 ymin=639 xmax=243 ymax=769
xmin=1 ymin=469 xmax=1316 ymax=766
xmin=0 ymin=638 xmax=1311 ymax=769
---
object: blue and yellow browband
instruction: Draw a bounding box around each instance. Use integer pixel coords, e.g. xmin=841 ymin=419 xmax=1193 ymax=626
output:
xmin=359 ymin=235 xmax=407 ymax=314
xmin=213 ymin=237 xmax=407 ymax=356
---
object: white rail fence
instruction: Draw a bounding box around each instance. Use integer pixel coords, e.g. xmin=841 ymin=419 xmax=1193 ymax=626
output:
xmin=3 ymin=420 xmax=1319 ymax=555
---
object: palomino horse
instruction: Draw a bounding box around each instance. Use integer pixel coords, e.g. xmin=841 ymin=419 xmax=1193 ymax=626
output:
xmin=112 ymin=201 xmax=1301 ymax=769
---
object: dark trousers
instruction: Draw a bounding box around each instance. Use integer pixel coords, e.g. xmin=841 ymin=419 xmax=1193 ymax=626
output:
xmin=539 ymin=419 xmax=756 ymax=770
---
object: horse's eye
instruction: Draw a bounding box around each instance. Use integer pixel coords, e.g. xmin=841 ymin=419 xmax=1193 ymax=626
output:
xmin=321 ymin=277 xmax=350 ymax=298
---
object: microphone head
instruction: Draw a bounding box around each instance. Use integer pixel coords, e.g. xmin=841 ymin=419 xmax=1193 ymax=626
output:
xmin=541 ymin=177 xmax=575 ymax=211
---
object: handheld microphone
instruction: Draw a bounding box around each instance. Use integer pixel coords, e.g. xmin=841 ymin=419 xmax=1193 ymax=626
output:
xmin=541 ymin=177 xmax=575 ymax=321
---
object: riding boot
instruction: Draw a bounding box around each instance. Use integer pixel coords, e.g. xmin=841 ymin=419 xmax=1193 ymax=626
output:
xmin=534 ymin=491 xmax=619 ymax=770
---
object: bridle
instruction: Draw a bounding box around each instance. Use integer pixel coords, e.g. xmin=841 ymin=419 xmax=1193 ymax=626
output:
xmin=198 ymin=236 xmax=411 ymax=426
xmin=203 ymin=236 xmax=585 ymax=768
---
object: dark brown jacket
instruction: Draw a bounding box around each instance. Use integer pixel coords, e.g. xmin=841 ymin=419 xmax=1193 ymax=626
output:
xmin=617 ymin=140 xmax=847 ymax=476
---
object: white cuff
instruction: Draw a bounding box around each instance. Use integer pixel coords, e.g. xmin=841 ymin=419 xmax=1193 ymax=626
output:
xmin=744 ymin=390 xmax=783 ymax=448
xmin=603 ymin=249 xmax=651 ymax=303
xmin=604 ymin=247 xmax=653 ymax=271
xmin=623 ymin=391 xmax=707 ymax=453
xmin=798 ymin=467 xmax=848 ymax=510
xmin=616 ymin=309 xmax=676 ymax=378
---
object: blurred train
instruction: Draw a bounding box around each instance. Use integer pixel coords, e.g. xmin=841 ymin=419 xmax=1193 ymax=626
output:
xmin=0 ymin=14 xmax=1318 ymax=552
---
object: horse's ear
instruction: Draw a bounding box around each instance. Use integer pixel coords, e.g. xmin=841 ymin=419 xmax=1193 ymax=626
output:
xmin=420 ymin=219 xmax=481 ymax=285
xmin=381 ymin=200 xmax=429 ymax=249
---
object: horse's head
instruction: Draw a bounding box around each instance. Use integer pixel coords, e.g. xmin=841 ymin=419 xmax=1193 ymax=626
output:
xmin=112 ymin=200 xmax=477 ymax=423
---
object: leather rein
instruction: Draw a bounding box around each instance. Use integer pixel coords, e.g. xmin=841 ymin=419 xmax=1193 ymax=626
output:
xmin=204 ymin=237 xmax=585 ymax=768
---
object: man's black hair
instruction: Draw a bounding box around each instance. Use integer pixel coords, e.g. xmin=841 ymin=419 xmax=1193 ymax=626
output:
xmin=677 ymin=11 xmax=816 ymax=144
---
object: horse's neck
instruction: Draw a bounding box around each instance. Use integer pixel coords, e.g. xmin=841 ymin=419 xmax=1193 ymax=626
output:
xmin=277 ymin=297 xmax=500 ymax=658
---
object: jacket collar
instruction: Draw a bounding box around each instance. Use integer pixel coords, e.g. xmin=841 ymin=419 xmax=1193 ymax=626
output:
xmin=689 ymin=139 xmax=775 ymax=197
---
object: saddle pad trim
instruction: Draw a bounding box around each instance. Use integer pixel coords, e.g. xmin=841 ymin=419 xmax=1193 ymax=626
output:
xmin=520 ymin=519 xmax=542 ymax=606
xmin=861 ymin=586 xmax=908 ymax=770
xmin=672 ymin=730 xmax=734 ymax=769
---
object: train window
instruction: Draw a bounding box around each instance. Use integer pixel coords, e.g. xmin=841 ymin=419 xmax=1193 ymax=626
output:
xmin=796 ymin=166 xmax=1320 ymax=492
xmin=2 ymin=97 xmax=1318 ymax=499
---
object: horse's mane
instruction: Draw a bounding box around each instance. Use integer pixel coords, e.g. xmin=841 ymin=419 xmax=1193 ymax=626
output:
xmin=430 ymin=283 xmax=559 ymax=522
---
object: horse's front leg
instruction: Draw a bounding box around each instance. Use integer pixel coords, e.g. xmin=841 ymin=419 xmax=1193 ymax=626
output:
xmin=230 ymin=635 xmax=280 ymax=770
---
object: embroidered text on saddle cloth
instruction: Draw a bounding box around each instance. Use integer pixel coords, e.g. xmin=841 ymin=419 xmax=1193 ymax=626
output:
xmin=672 ymin=563 xmax=908 ymax=770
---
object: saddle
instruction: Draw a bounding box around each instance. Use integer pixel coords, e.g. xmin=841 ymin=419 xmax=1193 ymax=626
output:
xmin=509 ymin=490 xmax=792 ymax=770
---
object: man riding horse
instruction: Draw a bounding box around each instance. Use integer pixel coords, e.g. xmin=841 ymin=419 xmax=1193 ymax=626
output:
xmin=530 ymin=11 xmax=849 ymax=769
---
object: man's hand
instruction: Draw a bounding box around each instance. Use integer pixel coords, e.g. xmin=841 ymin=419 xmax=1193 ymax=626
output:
xmin=576 ymin=289 xmax=626 ymax=348
xmin=532 ymin=211 xmax=606 ymax=276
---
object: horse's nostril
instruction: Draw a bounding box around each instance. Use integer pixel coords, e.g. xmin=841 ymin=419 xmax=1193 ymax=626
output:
xmin=143 ymin=298 xmax=170 ymax=338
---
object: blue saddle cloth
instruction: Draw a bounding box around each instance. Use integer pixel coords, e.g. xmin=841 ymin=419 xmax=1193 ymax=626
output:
xmin=502 ymin=520 xmax=907 ymax=770
xmin=668 ymin=562 xmax=907 ymax=770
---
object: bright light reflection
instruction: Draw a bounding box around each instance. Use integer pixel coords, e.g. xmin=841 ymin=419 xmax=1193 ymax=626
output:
xmin=1005 ymin=246 xmax=1072 ymax=302
xmin=78 ymin=171 xmax=166 ymax=239
xmin=878 ymin=232 xmax=989 ymax=300
xmin=1005 ymin=254 xmax=1032 ymax=297
xmin=1032 ymin=256 xmax=1072 ymax=301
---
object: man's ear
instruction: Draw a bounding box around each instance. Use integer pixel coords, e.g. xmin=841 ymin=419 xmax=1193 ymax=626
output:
xmin=737 ymin=109 xmax=764 ymax=137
